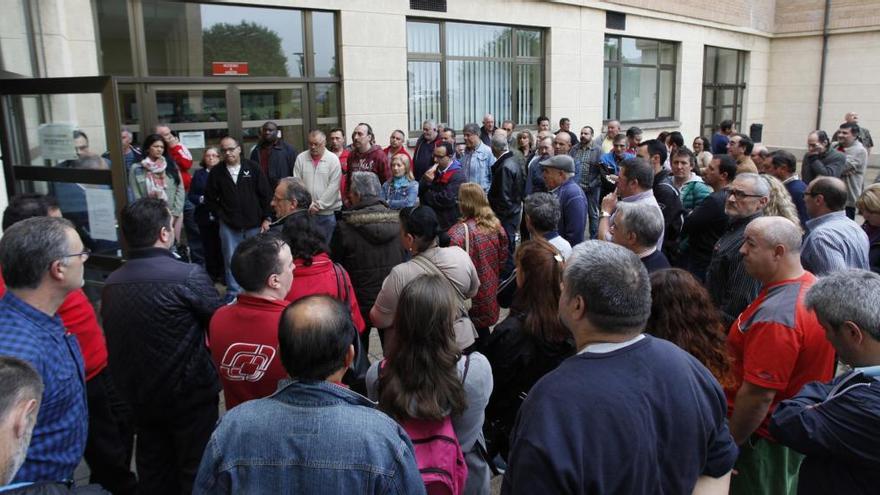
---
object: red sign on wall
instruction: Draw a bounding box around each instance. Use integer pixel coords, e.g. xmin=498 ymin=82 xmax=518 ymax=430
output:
xmin=212 ymin=62 xmax=249 ymax=76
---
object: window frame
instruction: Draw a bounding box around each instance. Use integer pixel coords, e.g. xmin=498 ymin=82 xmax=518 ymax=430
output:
xmin=700 ymin=45 xmax=747 ymax=138
xmin=603 ymin=34 xmax=678 ymax=124
xmin=406 ymin=18 xmax=544 ymax=135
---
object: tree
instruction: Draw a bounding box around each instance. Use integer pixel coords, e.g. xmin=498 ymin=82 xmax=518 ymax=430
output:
xmin=202 ymin=22 xmax=288 ymax=76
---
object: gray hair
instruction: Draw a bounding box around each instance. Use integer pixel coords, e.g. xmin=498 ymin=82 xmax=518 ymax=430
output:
xmin=525 ymin=193 xmax=561 ymax=232
xmin=805 ymin=270 xmax=880 ymax=341
xmin=0 ymin=216 xmax=75 ymax=290
xmin=563 ymin=241 xmax=651 ymax=334
xmin=615 ymin=202 xmax=664 ymax=248
xmin=422 ymin=120 xmax=436 ymax=130
xmin=277 ymin=177 xmax=312 ymax=207
xmin=491 ymin=133 xmax=509 ymax=153
xmin=349 ymin=171 xmax=382 ymax=200
xmin=747 ymin=216 xmax=802 ymax=253
xmin=620 ymin=157 xmax=654 ymax=190
xmin=0 ymin=356 xmax=43 ymax=422
xmin=736 ymin=173 xmax=770 ymax=198
xmin=462 ymin=123 xmax=480 ymax=135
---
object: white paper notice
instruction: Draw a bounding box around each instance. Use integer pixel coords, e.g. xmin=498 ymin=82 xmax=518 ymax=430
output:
xmin=85 ymin=188 xmax=118 ymax=241
xmin=39 ymin=123 xmax=78 ymax=160
xmin=179 ymin=131 xmax=206 ymax=149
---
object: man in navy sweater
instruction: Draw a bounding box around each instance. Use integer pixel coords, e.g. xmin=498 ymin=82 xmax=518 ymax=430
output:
xmin=539 ymin=155 xmax=587 ymax=246
xmin=503 ymin=241 xmax=738 ymax=494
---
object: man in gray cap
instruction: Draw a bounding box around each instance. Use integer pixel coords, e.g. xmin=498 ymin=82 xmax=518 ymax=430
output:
xmin=541 ymin=154 xmax=587 ymax=245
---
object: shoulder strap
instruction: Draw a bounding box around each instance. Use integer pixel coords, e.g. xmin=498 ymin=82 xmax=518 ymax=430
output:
xmin=412 ymin=255 xmax=468 ymax=303
xmin=463 ymin=222 xmax=470 ymax=255
xmin=461 ymin=354 xmax=471 ymax=385
xmin=332 ymin=263 xmax=350 ymax=304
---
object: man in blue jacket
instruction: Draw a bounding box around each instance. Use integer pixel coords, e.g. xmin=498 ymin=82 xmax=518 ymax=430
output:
xmin=540 ymin=155 xmax=586 ymax=246
xmin=770 ymin=269 xmax=880 ymax=495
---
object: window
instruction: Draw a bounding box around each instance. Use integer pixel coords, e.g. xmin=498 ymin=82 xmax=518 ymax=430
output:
xmin=701 ymin=47 xmax=747 ymax=138
xmin=406 ymin=20 xmax=543 ymax=133
xmin=604 ymin=35 xmax=677 ymax=123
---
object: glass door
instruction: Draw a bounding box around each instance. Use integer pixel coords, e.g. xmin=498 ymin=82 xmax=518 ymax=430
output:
xmin=239 ymin=85 xmax=307 ymax=157
xmin=148 ymin=85 xmax=230 ymax=164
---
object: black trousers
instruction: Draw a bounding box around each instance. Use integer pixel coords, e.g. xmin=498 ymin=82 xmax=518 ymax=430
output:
xmin=84 ymin=369 xmax=137 ymax=495
xmin=134 ymin=395 xmax=218 ymax=495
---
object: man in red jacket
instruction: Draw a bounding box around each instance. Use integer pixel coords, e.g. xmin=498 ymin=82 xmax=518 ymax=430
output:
xmin=347 ymin=123 xmax=390 ymax=191
xmin=209 ymin=234 xmax=294 ymax=409
xmin=0 ymin=193 xmax=137 ymax=494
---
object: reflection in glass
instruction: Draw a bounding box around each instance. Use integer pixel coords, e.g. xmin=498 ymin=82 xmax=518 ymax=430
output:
xmin=659 ymin=70 xmax=673 ymax=117
xmin=446 ymin=23 xmax=511 ymax=58
xmin=407 ymin=22 xmax=440 ymax=53
xmin=313 ymin=83 xmax=339 ymax=120
xmin=517 ymin=64 xmax=541 ymax=126
xmin=660 ymin=43 xmax=675 ymax=65
xmin=604 ymin=67 xmax=618 ymax=120
xmin=447 ymin=60 xmax=512 ymax=130
xmin=408 ymin=61 xmax=441 ymax=132
xmin=716 ymin=48 xmax=739 ymax=85
xmin=621 ymin=38 xmax=658 ymax=65
xmin=242 ymin=125 xmax=304 ymax=157
xmin=95 ymin=0 xmax=134 ymax=75
xmin=29 ymin=180 xmax=122 ymax=255
xmin=517 ymin=30 xmax=541 ymax=58
xmin=604 ymin=37 xmax=619 ymax=62
xmin=156 ymin=90 xmax=227 ymax=123
xmin=142 ymin=0 xmax=306 ymax=77
xmin=241 ymin=89 xmax=303 ymax=121
xmin=620 ymin=67 xmax=657 ymax=121
xmin=312 ymin=12 xmax=337 ymax=77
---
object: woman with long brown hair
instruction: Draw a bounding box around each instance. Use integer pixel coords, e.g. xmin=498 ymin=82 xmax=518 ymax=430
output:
xmin=647 ymin=268 xmax=734 ymax=389
xmin=482 ymin=238 xmax=575 ymax=461
xmin=367 ymin=274 xmax=493 ymax=494
xmin=448 ymin=183 xmax=508 ymax=346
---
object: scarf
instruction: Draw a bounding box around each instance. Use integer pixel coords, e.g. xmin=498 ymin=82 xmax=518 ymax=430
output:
xmin=435 ymin=159 xmax=462 ymax=186
xmin=141 ymin=156 xmax=168 ymax=201
xmin=391 ymin=175 xmax=410 ymax=190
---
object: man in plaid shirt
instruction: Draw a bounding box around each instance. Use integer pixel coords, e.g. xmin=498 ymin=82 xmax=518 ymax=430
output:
xmin=0 ymin=217 xmax=88 ymax=483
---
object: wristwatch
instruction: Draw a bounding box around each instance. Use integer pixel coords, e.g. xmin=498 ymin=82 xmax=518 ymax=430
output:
xmin=600 ymin=211 xmax=611 ymax=218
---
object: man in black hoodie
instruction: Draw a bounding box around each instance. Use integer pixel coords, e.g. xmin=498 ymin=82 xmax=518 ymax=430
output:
xmin=638 ymin=139 xmax=683 ymax=264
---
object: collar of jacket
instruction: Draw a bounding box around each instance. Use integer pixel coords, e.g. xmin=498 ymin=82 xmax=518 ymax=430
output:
xmin=271 ymin=378 xmax=376 ymax=408
xmin=349 ymin=197 xmax=385 ymax=210
xmin=128 ymin=247 xmax=177 ymax=261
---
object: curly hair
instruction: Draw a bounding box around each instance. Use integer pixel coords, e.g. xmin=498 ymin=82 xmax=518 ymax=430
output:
xmin=762 ymin=174 xmax=803 ymax=233
xmin=647 ymin=269 xmax=734 ymax=389
xmin=512 ymin=239 xmax=568 ymax=342
xmin=457 ymin=183 xmax=502 ymax=233
xmin=379 ymin=274 xmax=467 ymax=421
xmin=280 ymin=211 xmax=328 ymax=266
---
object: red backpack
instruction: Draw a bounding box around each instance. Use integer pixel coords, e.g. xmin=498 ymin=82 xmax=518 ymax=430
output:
xmin=381 ymin=358 xmax=470 ymax=495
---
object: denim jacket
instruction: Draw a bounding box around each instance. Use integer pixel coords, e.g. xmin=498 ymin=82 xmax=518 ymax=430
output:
xmin=194 ymin=380 xmax=426 ymax=495
xmin=381 ymin=178 xmax=420 ymax=209
xmin=461 ymin=143 xmax=495 ymax=192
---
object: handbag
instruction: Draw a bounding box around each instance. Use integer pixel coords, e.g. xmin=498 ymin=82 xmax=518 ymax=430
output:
xmin=411 ymin=254 xmax=478 ymax=349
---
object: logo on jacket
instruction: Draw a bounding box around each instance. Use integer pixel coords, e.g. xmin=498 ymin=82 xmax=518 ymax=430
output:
xmin=219 ymin=343 xmax=276 ymax=381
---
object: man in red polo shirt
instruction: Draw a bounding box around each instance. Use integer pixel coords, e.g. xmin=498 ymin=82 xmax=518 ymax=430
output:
xmin=725 ymin=216 xmax=836 ymax=495
xmin=208 ymin=233 xmax=294 ymax=409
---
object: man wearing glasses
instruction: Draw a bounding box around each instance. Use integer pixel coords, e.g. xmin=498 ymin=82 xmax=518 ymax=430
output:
xmin=0 ymin=216 xmax=89 ymax=484
xmin=204 ymin=136 xmax=273 ymax=301
xmin=706 ymin=172 xmax=769 ymax=327
xmin=419 ymin=142 xmax=465 ymax=230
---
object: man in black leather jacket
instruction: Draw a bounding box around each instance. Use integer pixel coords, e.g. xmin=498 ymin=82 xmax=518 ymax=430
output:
xmin=488 ymin=133 xmax=524 ymax=277
xmin=102 ymin=198 xmax=223 ymax=495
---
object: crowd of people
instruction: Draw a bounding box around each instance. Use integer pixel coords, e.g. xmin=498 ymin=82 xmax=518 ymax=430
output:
xmin=0 ymin=111 xmax=878 ymax=495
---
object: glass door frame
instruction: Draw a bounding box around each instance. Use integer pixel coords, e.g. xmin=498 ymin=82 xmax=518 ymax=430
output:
xmin=0 ymin=75 xmax=127 ymax=271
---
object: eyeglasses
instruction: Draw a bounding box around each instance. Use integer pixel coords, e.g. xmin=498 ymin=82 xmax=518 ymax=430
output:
xmin=60 ymin=248 xmax=91 ymax=262
xmin=220 ymin=147 xmax=239 ymax=153
xmin=727 ymin=189 xmax=765 ymax=200
xmin=273 ymin=195 xmax=289 ymax=202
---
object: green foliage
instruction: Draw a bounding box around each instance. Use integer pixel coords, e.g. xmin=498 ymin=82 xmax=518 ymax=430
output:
xmin=203 ymin=21 xmax=288 ymax=76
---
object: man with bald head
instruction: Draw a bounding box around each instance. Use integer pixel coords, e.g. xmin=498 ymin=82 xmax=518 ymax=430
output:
xmin=480 ymin=113 xmax=496 ymax=145
xmin=600 ymin=120 xmax=620 ymax=153
xmin=801 ymin=176 xmax=870 ymax=275
xmin=194 ymin=295 xmax=423 ymax=494
xmin=726 ymin=217 xmax=836 ymax=495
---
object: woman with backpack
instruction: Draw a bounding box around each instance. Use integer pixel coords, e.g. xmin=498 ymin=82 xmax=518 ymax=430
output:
xmin=367 ymin=274 xmax=493 ymax=495
xmin=481 ymin=239 xmax=576 ymax=462
xmin=448 ymin=183 xmax=508 ymax=348
xmin=370 ymin=205 xmax=480 ymax=355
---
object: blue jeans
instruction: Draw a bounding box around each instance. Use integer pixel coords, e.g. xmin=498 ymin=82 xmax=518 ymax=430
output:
xmin=586 ymin=186 xmax=600 ymax=240
xmin=313 ymin=214 xmax=337 ymax=245
xmin=218 ymin=221 xmax=260 ymax=295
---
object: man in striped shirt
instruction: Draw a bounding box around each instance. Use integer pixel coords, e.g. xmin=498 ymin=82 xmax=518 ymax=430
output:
xmin=801 ymin=177 xmax=869 ymax=275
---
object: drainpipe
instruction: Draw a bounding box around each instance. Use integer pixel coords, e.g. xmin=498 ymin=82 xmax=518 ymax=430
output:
xmin=815 ymin=0 xmax=831 ymax=130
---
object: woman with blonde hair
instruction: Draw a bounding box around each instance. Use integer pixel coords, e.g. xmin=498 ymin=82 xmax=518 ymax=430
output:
xmin=381 ymin=153 xmax=419 ymax=209
xmin=762 ymin=174 xmax=803 ymax=232
xmin=448 ymin=183 xmax=508 ymax=347
xmin=857 ymin=182 xmax=880 ymax=273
